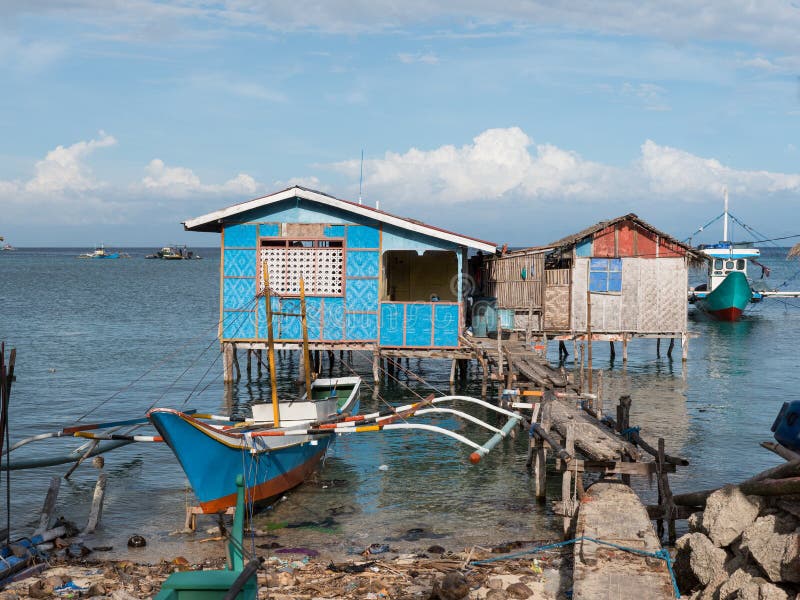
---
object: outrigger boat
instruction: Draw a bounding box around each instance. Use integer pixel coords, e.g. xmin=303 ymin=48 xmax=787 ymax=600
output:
xmin=4 ymin=273 xmax=524 ymax=514
xmin=77 ymin=244 xmax=124 ymax=259
xmin=689 ymin=190 xmax=800 ymax=321
xmin=145 ymin=245 xmax=201 ymax=260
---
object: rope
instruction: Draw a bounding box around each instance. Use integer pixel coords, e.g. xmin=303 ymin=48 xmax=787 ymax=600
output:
xmin=470 ymin=536 xmax=681 ymax=598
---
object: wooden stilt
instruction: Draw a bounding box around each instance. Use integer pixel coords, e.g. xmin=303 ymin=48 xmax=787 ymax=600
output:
xmin=372 ymin=349 xmax=380 ymax=397
xmin=682 ymin=332 xmax=689 ymax=362
xmin=563 ymin=424 xmax=576 ymax=536
xmin=84 ymin=473 xmax=108 ymax=534
xmin=656 ymin=338 xmax=661 ymax=357
xmin=35 ymin=477 xmax=61 ymax=535
xmin=609 ymin=341 xmax=615 ymax=360
xmin=534 ymin=401 xmax=551 ymax=500
xmin=658 ymin=438 xmax=677 ymax=544
xmin=578 ymin=343 xmax=585 ymax=393
xmin=231 ymin=344 xmax=240 ymax=382
xmin=622 ymin=335 xmax=628 ymax=363
xmin=596 ymin=370 xmax=603 ymax=420
xmin=667 ymin=338 xmax=675 ymax=358
xmin=479 ymin=354 xmax=488 ymax=399
xmin=246 ymin=350 xmax=252 ymax=378
xmin=617 ymin=395 xmax=632 ymax=486
xmin=223 ymin=343 xmax=234 ymax=383
xmin=256 ymin=349 xmax=263 ymax=377
xmin=449 ymin=359 xmax=457 ymax=388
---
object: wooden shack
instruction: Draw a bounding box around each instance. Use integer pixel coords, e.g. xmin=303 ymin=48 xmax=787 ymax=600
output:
xmin=183 ymin=186 xmax=496 ymax=380
xmin=483 ymin=214 xmax=701 ymax=359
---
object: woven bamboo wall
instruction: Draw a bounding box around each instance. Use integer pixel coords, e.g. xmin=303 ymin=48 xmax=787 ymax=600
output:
xmin=484 ymin=252 xmax=545 ymax=309
xmin=570 ymin=257 xmax=688 ymax=333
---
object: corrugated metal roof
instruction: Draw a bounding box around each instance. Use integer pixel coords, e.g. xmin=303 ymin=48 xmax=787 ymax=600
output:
xmin=522 ymin=213 xmax=702 ymax=260
xmin=183 ymin=186 xmax=497 ymax=253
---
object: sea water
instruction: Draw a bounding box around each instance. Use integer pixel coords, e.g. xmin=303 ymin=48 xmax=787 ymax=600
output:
xmin=0 ymin=247 xmax=798 ymax=560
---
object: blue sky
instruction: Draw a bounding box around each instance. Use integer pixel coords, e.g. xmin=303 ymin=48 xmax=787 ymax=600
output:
xmin=1 ymin=2 xmax=799 ymax=247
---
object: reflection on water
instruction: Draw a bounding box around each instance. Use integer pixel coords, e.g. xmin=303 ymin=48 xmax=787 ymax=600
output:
xmin=2 ymin=248 xmax=800 ymax=559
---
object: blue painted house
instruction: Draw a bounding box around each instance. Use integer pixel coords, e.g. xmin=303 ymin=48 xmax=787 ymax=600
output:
xmin=184 ymin=187 xmax=496 ymax=356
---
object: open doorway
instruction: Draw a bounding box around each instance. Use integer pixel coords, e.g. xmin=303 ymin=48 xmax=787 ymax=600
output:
xmin=382 ymin=250 xmax=458 ymax=302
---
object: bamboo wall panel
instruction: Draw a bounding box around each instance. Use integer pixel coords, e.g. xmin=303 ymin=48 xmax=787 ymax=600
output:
xmin=484 ymin=252 xmax=545 ymax=309
xmin=544 ymin=285 xmax=570 ymax=329
xmin=571 ymin=259 xmax=588 ymax=330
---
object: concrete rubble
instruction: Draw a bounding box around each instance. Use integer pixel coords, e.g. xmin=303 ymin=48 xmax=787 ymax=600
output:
xmin=674 ymin=488 xmax=800 ymax=600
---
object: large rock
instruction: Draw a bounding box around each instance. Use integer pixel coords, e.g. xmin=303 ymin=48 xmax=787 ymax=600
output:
xmin=675 ymin=532 xmax=729 ymax=591
xmin=703 ymin=485 xmax=763 ymax=547
xmin=740 ymin=513 xmax=800 ymax=583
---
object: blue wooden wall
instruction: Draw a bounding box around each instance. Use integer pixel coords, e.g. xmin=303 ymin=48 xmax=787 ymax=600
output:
xmin=219 ymin=197 xmax=463 ymax=348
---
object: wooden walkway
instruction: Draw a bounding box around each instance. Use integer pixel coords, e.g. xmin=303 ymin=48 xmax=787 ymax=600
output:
xmin=572 ymin=481 xmax=675 ymax=599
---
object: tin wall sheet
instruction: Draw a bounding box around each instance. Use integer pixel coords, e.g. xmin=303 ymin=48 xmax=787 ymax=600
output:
xmin=346 ymin=251 xmax=380 ymax=278
xmin=380 ymin=304 xmax=404 ymax=346
xmin=322 ymin=297 xmax=345 ymax=340
xmin=223 ymin=277 xmax=256 ymax=310
xmin=223 ymin=311 xmax=255 ymax=339
xmin=346 ymin=279 xmax=379 ymax=312
xmin=224 ymin=249 xmax=257 ymax=277
xmin=433 ymin=304 xmax=459 ymax=347
xmin=345 ymin=313 xmax=377 ymax=340
xmin=405 ymin=304 xmax=433 ymax=346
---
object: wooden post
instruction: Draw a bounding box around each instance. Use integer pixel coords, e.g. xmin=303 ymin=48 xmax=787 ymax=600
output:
xmin=300 ymin=278 xmax=313 ymax=399
xmin=263 ymin=268 xmax=280 ymax=427
xmin=256 ymin=349 xmax=263 ymax=377
xmin=578 ymin=343 xmax=585 ymax=393
xmin=658 ymin=438 xmax=677 ymax=544
xmin=622 ymin=334 xmax=628 ymax=363
xmin=617 ymin=395 xmax=632 ymax=486
xmin=223 ymin=342 xmax=234 ymax=383
xmin=609 ymin=341 xmax=615 ymax=360
xmin=586 ymin=292 xmax=593 ymax=394
xmin=85 ymin=473 xmax=108 ymax=534
xmin=372 ymin=348 xmax=381 ymax=397
xmin=497 ymin=326 xmax=504 ymax=378
xmin=449 ymin=358 xmax=457 ymax=388
xmin=479 ymin=354 xmax=488 ymax=399
xmin=534 ymin=401 xmax=551 ymax=500
xmin=35 ymin=477 xmax=61 ymax=535
xmin=563 ymin=424 xmax=576 ymax=536
xmin=231 ymin=343 xmax=240 ymax=382
xmin=656 ymin=338 xmax=661 ymax=358
xmin=667 ymin=338 xmax=675 ymax=358
xmin=596 ymin=370 xmax=603 ymax=420
xmin=246 ymin=350 xmax=252 ymax=378
xmin=681 ymin=332 xmax=689 ymax=362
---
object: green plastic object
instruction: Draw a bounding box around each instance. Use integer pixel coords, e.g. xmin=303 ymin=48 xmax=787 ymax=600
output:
xmin=155 ymin=474 xmax=257 ymax=600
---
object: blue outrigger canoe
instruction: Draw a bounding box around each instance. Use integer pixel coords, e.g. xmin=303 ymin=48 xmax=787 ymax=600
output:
xmin=148 ymin=376 xmax=361 ymax=513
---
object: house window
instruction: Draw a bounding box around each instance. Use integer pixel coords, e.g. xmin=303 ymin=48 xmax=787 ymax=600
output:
xmin=589 ymin=258 xmax=622 ymax=293
xmin=259 ymin=239 xmax=344 ymax=296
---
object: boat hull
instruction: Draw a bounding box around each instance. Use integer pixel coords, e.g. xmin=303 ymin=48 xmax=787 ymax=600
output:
xmin=695 ymin=271 xmax=751 ymax=322
xmin=149 ymin=409 xmax=335 ymax=512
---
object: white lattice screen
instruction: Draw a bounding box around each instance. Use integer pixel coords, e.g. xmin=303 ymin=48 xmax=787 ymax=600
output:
xmin=260 ymin=248 xmax=343 ymax=296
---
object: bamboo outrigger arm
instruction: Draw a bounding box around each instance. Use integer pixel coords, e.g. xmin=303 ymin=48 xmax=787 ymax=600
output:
xmin=412 ymin=408 xmax=504 ymax=435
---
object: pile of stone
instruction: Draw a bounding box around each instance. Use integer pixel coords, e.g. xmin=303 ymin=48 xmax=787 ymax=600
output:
xmin=674 ymin=484 xmax=799 ymax=600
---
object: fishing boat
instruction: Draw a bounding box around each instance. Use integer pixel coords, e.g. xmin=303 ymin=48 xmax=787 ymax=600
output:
xmin=145 ymin=245 xmax=201 ymax=260
xmin=689 ymin=190 xmax=764 ymax=321
xmin=2 ymin=243 xmax=15 ymax=251
xmin=149 ymin=376 xmax=361 ymax=512
xmin=77 ymin=244 xmax=120 ymax=259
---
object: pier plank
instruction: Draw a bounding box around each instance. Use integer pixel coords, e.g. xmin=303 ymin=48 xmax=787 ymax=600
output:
xmin=573 ymin=481 xmax=675 ymax=600
xmin=548 ymin=398 xmax=640 ymax=462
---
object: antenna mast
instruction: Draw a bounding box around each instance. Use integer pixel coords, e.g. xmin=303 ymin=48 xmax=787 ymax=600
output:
xmin=723 ymin=187 xmax=729 ymax=243
xmin=358 ymin=149 xmax=364 ymax=205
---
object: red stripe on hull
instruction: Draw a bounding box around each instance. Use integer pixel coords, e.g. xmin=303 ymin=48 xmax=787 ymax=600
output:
xmin=198 ymin=447 xmax=327 ymax=513
xmin=708 ymin=306 xmax=743 ymax=321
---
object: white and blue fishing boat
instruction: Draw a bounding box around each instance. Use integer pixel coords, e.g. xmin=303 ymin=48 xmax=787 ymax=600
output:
xmin=77 ymin=244 xmax=120 ymax=259
xmin=148 ymin=376 xmax=361 ymax=513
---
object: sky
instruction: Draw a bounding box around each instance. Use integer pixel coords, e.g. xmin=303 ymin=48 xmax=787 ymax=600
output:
xmin=1 ymin=1 xmax=799 ymax=248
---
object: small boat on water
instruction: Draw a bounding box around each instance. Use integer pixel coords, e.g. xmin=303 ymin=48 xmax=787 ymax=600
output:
xmin=77 ymin=244 xmax=127 ymax=259
xmin=149 ymin=376 xmax=361 ymax=512
xmin=145 ymin=245 xmax=201 ymax=260
xmin=2 ymin=243 xmax=15 ymax=251
xmin=689 ymin=190 xmax=763 ymax=321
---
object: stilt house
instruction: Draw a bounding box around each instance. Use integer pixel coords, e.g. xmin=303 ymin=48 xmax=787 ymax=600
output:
xmin=184 ymin=186 xmax=496 ymax=366
xmin=482 ymin=214 xmax=701 ymax=357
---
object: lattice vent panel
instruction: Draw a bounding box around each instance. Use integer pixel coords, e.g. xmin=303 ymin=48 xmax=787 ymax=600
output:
xmin=259 ymin=248 xmax=343 ymax=296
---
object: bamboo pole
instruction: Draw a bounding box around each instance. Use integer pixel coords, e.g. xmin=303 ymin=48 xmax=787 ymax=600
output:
xmin=84 ymin=473 xmax=107 ymax=533
xmin=586 ymin=292 xmax=593 ymax=393
xmin=263 ymin=268 xmax=280 ymax=427
xmin=300 ymin=278 xmax=312 ymax=400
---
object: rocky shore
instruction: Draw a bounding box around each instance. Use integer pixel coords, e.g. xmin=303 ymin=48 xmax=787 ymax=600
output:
xmin=674 ymin=485 xmax=800 ymax=599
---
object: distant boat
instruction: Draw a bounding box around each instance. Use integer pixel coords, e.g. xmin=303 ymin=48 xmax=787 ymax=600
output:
xmin=2 ymin=243 xmax=15 ymax=251
xmin=145 ymin=245 xmax=201 ymax=260
xmin=77 ymin=244 xmax=126 ymax=259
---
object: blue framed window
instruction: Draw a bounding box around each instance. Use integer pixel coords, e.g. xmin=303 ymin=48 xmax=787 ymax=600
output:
xmin=589 ymin=258 xmax=622 ymax=293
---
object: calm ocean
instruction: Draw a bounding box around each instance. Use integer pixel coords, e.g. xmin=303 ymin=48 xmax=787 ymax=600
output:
xmin=0 ymin=247 xmax=798 ymax=559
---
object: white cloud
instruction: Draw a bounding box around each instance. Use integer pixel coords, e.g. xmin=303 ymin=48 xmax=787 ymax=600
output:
xmin=0 ymin=33 xmax=65 ymax=71
xmin=139 ymin=158 xmax=259 ymax=197
xmin=397 ymin=52 xmax=439 ymax=64
xmin=329 ymin=127 xmax=800 ymax=207
xmin=621 ymin=83 xmax=670 ymax=112
xmin=25 ymin=131 xmax=116 ymax=193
